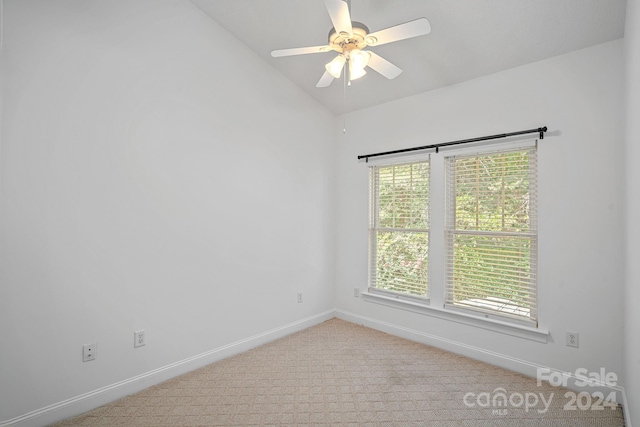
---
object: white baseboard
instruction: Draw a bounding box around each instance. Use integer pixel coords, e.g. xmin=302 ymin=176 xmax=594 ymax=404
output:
xmin=3 ymin=308 xmax=631 ymax=427
xmin=0 ymin=310 xmax=335 ymax=427
xmin=334 ymin=308 xmax=629 ymax=421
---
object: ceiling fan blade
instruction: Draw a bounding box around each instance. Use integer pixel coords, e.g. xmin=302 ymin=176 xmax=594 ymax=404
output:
xmin=366 ymin=51 xmax=402 ymax=79
xmin=316 ymin=70 xmax=335 ymax=87
xmin=324 ymin=0 xmax=352 ymax=36
xmin=271 ymin=45 xmax=331 ymax=57
xmin=366 ymin=18 xmax=431 ymax=46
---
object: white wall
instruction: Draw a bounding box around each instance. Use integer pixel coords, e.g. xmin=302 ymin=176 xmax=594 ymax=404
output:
xmin=334 ymin=40 xmax=625 ymax=393
xmin=625 ymin=0 xmax=640 ymax=424
xmin=0 ymin=0 xmax=335 ymax=424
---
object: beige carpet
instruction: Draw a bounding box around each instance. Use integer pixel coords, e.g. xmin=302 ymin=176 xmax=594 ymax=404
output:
xmin=51 ymin=318 xmax=624 ymax=426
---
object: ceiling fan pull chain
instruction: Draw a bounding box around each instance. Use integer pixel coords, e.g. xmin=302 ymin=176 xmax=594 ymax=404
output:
xmin=343 ymin=66 xmax=348 ymax=133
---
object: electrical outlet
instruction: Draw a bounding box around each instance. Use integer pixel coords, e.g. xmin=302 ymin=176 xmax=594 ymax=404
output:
xmin=297 ymin=292 xmax=303 ymax=303
xmin=83 ymin=343 xmax=96 ymax=362
xmin=566 ymin=331 xmax=579 ymax=348
xmin=134 ymin=330 xmax=146 ymax=348
xmin=354 ymin=287 xmax=360 ymax=297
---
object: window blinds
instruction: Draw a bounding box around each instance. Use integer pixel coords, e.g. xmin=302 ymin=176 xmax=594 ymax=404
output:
xmin=444 ymin=147 xmax=537 ymax=323
xmin=369 ymin=161 xmax=430 ymax=298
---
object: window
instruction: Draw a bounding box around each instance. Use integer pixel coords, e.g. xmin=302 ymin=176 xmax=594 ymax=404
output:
xmin=366 ymin=144 xmax=539 ymax=329
xmin=444 ymin=147 xmax=537 ymax=324
xmin=369 ymin=160 xmax=430 ymax=299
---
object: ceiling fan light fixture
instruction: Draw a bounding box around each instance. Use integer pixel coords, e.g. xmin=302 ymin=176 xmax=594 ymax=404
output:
xmin=350 ymin=49 xmax=370 ymax=69
xmin=325 ymin=54 xmax=346 ymax=78
xmin=349 ymin=64 xmax=367 ymax=80
xmin=348 ymin=49 xmax=370 ymax=80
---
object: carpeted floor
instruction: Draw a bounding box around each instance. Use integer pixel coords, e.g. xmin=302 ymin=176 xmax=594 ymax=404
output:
xmin=51 ymin=318 xmax=624 ymax=426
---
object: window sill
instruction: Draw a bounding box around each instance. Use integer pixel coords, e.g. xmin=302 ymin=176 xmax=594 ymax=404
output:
xmin=360 ymin=291 xmax=549 ymax=343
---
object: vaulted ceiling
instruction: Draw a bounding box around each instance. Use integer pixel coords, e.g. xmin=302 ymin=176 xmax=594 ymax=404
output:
xmin=191 ymin=0 xmax=627 ymax=115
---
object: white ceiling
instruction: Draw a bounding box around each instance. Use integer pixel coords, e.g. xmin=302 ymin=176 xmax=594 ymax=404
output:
xmin=191 ymin=0 xmax=627 ymax=115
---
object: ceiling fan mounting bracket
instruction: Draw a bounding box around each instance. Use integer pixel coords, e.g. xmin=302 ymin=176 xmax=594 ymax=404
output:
xmin=328 ymin=21 xmax=372 ymax=53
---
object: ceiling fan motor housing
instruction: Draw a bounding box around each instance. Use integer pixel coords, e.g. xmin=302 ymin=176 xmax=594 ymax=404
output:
xmin=328 ymin=22 xmax=375 ymax=53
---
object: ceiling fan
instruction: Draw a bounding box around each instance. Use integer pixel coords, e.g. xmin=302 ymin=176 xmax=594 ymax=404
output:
xmin=270 ymin=0 xmax=431 ymax=87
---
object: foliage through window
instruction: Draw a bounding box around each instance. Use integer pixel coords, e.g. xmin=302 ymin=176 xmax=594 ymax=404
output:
xmin=369 ymin=161 xmax=429 ymax=298
xmin=445 ymin=148 xmax=537 ymax=323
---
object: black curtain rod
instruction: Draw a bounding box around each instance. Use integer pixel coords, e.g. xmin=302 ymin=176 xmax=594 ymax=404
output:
xmin=357 ymin=126 xmax=547 ymax=162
